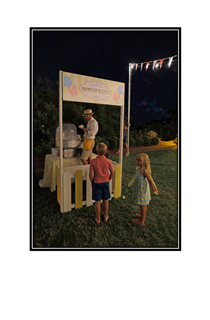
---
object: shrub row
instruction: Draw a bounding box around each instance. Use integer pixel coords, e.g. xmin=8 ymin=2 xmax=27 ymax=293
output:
xmin=34 ymin=135 xmax=160 ymax=157
xmin=94 ymin=135 xmax=160 ymax=151
xmin=129 ymin=136 xmax=159 ymax=147
xmin=34 ymin=124 xmax=177 ymax=156
xmin=132 ymin=127 xmax=177 ymax=141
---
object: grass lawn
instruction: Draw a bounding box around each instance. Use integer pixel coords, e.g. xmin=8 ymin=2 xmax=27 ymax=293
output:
xmin=32 ymin=149 xmax=179 ymax=249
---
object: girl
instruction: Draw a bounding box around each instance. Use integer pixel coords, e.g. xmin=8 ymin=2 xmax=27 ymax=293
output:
xmin=133 ymin=153 xmax=158 ymax=226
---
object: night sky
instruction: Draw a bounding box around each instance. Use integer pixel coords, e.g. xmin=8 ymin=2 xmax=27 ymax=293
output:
xmin=32 ymin=28 xmax=179 ymax=125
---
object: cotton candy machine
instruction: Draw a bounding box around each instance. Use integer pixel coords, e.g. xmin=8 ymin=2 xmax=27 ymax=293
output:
xmin=55 ymin=123 xmax=82 ymax=158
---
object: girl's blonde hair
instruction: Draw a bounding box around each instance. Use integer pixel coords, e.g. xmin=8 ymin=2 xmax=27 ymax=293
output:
xmin=136 ymin=153 xmax=151 ymax=175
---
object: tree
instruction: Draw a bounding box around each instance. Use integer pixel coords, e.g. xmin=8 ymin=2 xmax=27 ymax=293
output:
xmin=33 ymin=77 xmax=59 ymax=112
xmin=94 ymin=104 xmax=120 ymax=138
xmin=33 ymin=77 xmax=122 ymax=154
xmin=34 ymin=102 xmax=59 ymax=147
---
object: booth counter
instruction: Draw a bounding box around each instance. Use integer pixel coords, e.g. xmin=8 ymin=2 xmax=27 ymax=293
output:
xmin=39 ymin=153 xmax=97 ymax=192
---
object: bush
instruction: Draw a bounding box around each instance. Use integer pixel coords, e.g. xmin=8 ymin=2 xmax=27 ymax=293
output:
xmin=93 ymin=136 xmax=101 ymax=152
xmin=135 ymin=137 xmax=144 ymax=146
xmin=34 ymin=102 xmax=59 ymax=146
xmin=108 ymin=138 xmax=118 ymax=149
xmin=94 ymin=137 xmax=110 ymax=150
xmin=100 ymin=138 xmax=110 ymax=149
xmin=137 ymin=130 xmax=143 ymax=138
xmin=151 ymin=137 xmax=160 ymax=145
xmin=94 ymin=136 xmax=102 ymax=145
xmin=143 ymin=136 xmax=151 ymax=146
xmin=33 ymin=145 xmax=43 ymax=157
xmin=147 ymin=131 xmax=157 ymax=138
xmin=161 ymin=131 xmax=176 ymax=141
xmin=159 ymin=128 xmax=163 ymax=138
xmin=113 ymin=136 xmax=119 ymax=145
xmin=158 ymin=126 xmax=177 ymax=141
xmin=143 ymin=128 xmax=148 ymax=136
xmin=129 ymin=136 xmax=136 ymax=147
xmin=42 ymin=144 xmax=52 ymax=155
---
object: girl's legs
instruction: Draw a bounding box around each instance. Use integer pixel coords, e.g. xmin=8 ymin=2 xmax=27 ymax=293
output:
xmin=136 ymin=205 xmax=147 ymax=221
xmin=133 ymin=205 xmax=147 ymax=226
xmin=94 ymin=201 xmax=101 ymax=224
xmin=136 ymin=214 xmax=146 ymax=222
xmin=140 ymin=205 xmax=147 ymax=225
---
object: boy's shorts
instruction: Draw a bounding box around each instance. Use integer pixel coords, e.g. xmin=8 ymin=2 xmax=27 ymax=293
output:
xmin=92 ymin=182 xmax=111 ymax=201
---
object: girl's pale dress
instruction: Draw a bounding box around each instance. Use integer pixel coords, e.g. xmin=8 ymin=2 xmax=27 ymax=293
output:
xmin=133 ymin=168 xmax=151 ymax=205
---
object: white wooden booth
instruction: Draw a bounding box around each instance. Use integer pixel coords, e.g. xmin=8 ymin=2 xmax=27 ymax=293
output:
xmin=58 ymin=71 xmax=125 ymax=213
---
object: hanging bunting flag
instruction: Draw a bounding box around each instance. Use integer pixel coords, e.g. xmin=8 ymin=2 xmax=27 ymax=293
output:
xmin=130 ymin=55 xmax=177 ymax=72
xmin=160 ymin=59 xmax=164 ymax=69
xmin=168 ymin=57 xmax=173 ymax=68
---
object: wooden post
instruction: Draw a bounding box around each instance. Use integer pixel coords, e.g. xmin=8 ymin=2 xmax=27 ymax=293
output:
xmin=86 ymin=168 xmax=93 ymax=207
xmin=75 ymin=170 xmax=83 ymax=209
xmin=127 ymin=63 xmax=132 ymax=156
xmin=57 ymin=166 xmax=60 ymax=204
xmin=114 ymin=164 xmax=121 ymax=198
xmin=119 ymin=104 xmax=124 ymax=197
xmin=63 ymin=170 xmax=72 ymax=212
xmin=59 ymin=70 xmax=64 ymax=212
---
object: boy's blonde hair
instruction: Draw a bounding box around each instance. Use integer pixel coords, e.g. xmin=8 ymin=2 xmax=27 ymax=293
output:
xmin=96 ymin=142 xmax=107 ymax=156
xmin=136 ymin=153 xmax=151 ymax=175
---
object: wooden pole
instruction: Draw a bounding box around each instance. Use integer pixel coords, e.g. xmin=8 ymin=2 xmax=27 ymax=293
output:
xmin=119 ymin=103 xmax=124 ymax=196
xmin=127 ymin=63 xmax=132 ymax=156
xmin=59 ymin=71 xmax=64 ymax=212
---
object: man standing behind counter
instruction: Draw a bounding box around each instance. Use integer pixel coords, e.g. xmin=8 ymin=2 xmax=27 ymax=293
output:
xmin=80 ymin=109 xmax=98 ymax=165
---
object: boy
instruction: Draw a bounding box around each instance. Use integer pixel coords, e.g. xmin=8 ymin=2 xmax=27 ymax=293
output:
xmin=89 ymin=143 xmax=114 ymax=225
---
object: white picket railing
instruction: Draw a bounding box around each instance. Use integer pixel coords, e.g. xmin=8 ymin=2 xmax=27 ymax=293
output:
xmin=57 ymin=162 xmax=121 ymax=213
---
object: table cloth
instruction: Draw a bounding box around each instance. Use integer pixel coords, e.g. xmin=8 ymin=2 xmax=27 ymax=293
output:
xmin=39 ymin=154 xmax=97 ymax=192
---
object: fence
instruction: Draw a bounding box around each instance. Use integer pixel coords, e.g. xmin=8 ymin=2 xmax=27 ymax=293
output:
xmin=57 ymin=162 xmax=121 ymax=212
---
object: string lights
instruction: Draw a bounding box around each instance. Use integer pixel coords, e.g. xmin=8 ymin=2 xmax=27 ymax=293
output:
xmin=127 ymin=54 xmax=177 ymax=155
xmin=130 ymin=55 xmax=177 ymax=71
